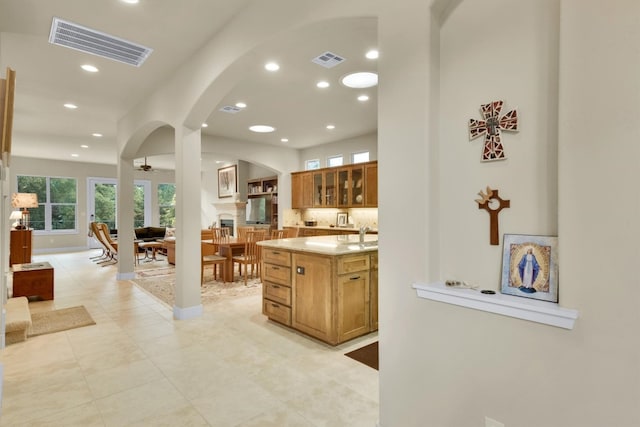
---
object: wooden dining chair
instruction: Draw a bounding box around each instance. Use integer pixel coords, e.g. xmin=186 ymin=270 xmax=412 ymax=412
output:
xmin=201 ymin=241 xmax=226 ymax=284
xmin=270 ymin=229 xmax=286 ymax=239
xmin=232 ymin=230 xmax=266 ymax=285
xmin=236 ymin=226 xmax=254 ymax=240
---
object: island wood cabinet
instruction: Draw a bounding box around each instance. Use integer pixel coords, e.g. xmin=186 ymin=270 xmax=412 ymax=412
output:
xmin=291 ymin=161 xmax=377 ymax=209
xmin=10 ymin=229 xmax=32 ymax=266
xmin=262 ymin=246 xmax=377 ymax=345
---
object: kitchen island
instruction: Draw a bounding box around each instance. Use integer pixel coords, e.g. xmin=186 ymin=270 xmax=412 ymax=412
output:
xmin=258 ymin=234 xmax=378 ymax=345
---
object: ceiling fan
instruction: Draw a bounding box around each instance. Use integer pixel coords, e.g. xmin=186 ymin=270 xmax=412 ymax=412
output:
xmin=137 ymin=157 xmax=154 ymax=172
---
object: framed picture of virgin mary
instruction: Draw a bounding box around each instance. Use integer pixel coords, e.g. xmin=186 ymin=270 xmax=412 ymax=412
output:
xmin=500 ymin=234 xmax=558 ymax=303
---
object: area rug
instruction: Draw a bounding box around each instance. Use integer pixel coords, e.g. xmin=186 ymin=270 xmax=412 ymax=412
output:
xmin=28 ymin=306 xmax=96 ymax=337
xmin=345 ymin=341 xmax=379 ymax=370
xmin=132 ymin=266 xmax=262 ymax=307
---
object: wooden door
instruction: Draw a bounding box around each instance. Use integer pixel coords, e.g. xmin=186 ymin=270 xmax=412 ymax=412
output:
xmin=292 ymin=253 xmax=333 ymax=342
xmin=337 ymin=270 xmax=370 ymax=342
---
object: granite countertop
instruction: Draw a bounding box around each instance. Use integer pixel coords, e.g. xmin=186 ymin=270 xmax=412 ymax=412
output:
xmin=285 ymin=224 xmax=379 ymax=233
xmin=258 ymin=234 xmax=378 ymax=255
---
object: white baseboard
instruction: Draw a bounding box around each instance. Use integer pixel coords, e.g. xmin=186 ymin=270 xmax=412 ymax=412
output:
xmin=116 ymin=272 xmax=135 ymax=280
xmin=173 ymin=304 xmax=203 ymax=320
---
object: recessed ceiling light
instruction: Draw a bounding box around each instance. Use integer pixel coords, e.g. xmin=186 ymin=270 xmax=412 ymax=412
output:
xmin=249 ymin=125 xmax=275 ymax=133
xmin=121 ymin=0 xmax=139 ymax=4
xmin=365 ymin=50 xmax=379 ymax=59
xmin=341 ymin=72 xmax=378 ymax=88
xmin=358 ymin=95 xmax=370 ymax=102
xmin=281 ymin=138 xmax=289 ymax=143
xmin=201 ymin=123 xmax=208 ymax=128
xmin=64 ymin=103 xmax=78 ymax=109
xmin=92 ymin=133 xmax=102 ymax=138
xmin=316 ymin=81 xmax=330 ymax=89
xmin=265 ymin=62 xmax=280 ymax=72
xmin=81 ymin=64 xmax=99 ymax=72
xmin=235 ymin=102 xmax=247 ymax=108
xmin=71 ymin=153 xmax=79 ymax=157
xmin=326 ymin=125 xmax=335 ymax=130
xmin=80 ymin=144 xmax=89 ymax=148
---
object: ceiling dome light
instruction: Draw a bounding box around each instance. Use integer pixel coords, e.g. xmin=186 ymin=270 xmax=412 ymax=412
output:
xmin=81 ymin=64 xmax=98 ymax=72
xmin=249 ymin=125 xmax=275 ymax=133
xmin=365 ymin=50 xmax=379 ymax=59
xmin=358 ymin=95 xmax=370 ymax=102
xmin=92 ymin=133 xmax=102 ymax=137
xmin=64 ymin=103 xmax=78 ymax=109
xmin=341 ymin=72 xmax=378 ymax=88
xmin=121 ymin=0 xmax=139 ymax=4
xmin=235 ymin=102 xmax=247 ymax=108
xmin=281 ymin=138 xmax=289 ymax=143
xmin=316 ymin=81 xmax=330 ymax=89
xmin=326 ymin=124 xmax=335 ymax=130
xmin=264 ymin=62 xmax=280 ymax=72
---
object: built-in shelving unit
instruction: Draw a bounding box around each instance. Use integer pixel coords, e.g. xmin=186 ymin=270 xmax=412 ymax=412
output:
xmin=247 ymin=176 xmax=278 ymax=227
xmin=412 ymin=281 xmax=578 ymax=329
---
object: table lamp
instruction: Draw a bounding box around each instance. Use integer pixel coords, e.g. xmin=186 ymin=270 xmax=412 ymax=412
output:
xmin=11 ymin=193 xmax=38 ymax=229
xmin=9 ymin=210 xmax=23 ymax=229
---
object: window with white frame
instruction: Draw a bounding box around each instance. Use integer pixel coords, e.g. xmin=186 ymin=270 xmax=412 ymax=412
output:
xmin=327 ymin=155 xmax=343 ymax=167
xmin=17 ymin=175 xmax=77 ymax=232
xmin=158 ymin=183 xmax=176 ymax=227
xmin=305 ymin=159 xmax=321 ymax=170
xmin=352 ymin=151 xmax=370 ymax=164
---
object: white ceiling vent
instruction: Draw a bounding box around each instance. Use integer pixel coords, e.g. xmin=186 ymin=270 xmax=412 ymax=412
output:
xmin=219 ymin=105 xmax=242 ymax=114
xmin=311 ymin=51 xmax=345 ymax=68
xmin=49 ymin=17 xmax=153 ymax=67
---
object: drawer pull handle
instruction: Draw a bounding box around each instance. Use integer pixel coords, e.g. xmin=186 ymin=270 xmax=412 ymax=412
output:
xmin=272 ymin=266 xmax=280 ymax=270
xmin=350 ymin=275 xmax=361 ymax=280
xmin=271 ymin=303 xmax=280 ymax=308
xmin=272 ymin=251 xmax=281 ymax=255
xmin=272 ymin=284 xmax=280 ymax=289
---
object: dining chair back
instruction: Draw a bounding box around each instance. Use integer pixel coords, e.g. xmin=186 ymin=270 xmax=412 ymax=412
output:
xmin=232 ymin=230 xmax=267 ymax=285
xmin=237 ymin=226 xmax=254 ymax=240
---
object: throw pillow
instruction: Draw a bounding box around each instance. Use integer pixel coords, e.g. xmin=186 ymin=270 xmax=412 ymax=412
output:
xmin=164 ymin=227 xmax=176 ymax=239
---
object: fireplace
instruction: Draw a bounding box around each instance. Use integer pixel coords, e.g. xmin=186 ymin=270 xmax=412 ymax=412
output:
xmin=220 ymin=219 xmax=234 ymax=236
xmin=212 ymin=202 xmax=247 ymax=237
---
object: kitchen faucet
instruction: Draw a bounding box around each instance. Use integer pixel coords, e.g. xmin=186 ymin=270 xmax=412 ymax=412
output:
xmin=359 ymin=225 xmax=371 ymax=243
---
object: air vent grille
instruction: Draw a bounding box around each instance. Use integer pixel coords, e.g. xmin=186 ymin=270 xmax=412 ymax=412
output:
xmin=219 ymin=105 xmax=242 ymax=114
xmin=311 ymin=51 xmax=345 ymax=68
xmin=49 ymin=17 xmax=153 ymax=67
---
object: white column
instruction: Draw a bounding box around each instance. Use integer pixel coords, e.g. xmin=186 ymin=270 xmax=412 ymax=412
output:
xmin=116 ymin=155 xmax=135 ymax=280
xmin=173 ymin=126 xmax=203 ymax=319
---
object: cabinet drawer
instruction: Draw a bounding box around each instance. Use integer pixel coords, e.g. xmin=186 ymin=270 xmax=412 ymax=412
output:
xmin=263 ymin=299 xmax=291 ymax=325
xmin=338 ymin=254 xmax=370 ymax=274
xmin=263 ymin=263 xmax=291 ymax=285
xmin=262 ymin=249 xmax=291 ymax=266
xmin=263 ymin=281 xmax=291 ymax=306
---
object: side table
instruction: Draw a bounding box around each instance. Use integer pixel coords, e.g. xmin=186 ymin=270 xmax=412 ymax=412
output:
xmin=12 ymin=262 xmax=54 ymax=300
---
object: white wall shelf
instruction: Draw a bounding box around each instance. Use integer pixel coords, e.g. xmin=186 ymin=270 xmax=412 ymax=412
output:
xmin=412 ymin=282 xmax=578 ymax=330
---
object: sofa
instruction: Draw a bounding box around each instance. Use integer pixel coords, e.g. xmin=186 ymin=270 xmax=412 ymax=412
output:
xmin=134 ymin=226 xmax=169 ymax=242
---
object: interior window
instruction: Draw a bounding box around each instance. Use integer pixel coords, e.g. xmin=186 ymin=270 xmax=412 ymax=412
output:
xmin=352 ymin=151 xmax=370 ymax=164
xmin=306 ymin=159 xmax=321 ymax=170
xmin=327 ymin=155 xmax=343 ymax=167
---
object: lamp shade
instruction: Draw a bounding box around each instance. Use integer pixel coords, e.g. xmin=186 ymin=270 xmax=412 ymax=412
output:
xmin=11 ymin=193 xmax=38 ymax=209
xmin=9 ymin=210 xmax=22 ymax=220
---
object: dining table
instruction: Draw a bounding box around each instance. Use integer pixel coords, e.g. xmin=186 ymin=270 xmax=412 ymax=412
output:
xmin=202 ymin=238 xmax=246 ymax=282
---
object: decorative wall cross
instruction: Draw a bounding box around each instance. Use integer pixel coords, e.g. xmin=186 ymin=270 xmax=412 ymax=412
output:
xmin=475 ymin=186 xmax=510 ymax=245
xmin=469 ymin=100 xmax=519 ymax=162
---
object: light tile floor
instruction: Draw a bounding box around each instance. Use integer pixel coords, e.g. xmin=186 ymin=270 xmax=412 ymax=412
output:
xmin=0 ymin=250 xmax=379 ymax=426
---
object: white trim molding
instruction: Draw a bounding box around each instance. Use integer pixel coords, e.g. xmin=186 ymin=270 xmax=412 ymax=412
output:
xmin=173 ymin=304 xmax=203 ymax=320
xmin=412 ymin=282 xmax=578 ymax=330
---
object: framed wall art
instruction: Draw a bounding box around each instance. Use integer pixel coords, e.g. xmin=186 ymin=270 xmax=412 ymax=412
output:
xmin=336 ymin=212 xmax=348 ymax=227
xmin=500 ymin=234 xmax=558 ymax=303
xmin=217 ymin=165 xmax=237 ymax=198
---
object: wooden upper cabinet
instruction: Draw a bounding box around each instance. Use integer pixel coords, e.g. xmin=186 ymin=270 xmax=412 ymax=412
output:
xmin=364 ymin=162 xmax=378 ymax=207
xmin=292 ymin=171 xmax=313 ymax=209
xmin=292 ymin=161 xmax=377 ymax=209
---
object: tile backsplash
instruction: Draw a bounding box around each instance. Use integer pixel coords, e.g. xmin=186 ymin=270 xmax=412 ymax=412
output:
xmin=283 ymin=208 xmax=378 ymax=230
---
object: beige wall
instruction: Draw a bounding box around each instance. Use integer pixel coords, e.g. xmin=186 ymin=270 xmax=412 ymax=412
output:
xmin=378 ymin=0 xmax=640 ymax=426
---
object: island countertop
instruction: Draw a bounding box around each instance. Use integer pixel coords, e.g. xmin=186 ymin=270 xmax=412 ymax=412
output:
xmin=258 ymin=234 xmax=378 ymax=255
